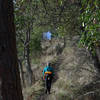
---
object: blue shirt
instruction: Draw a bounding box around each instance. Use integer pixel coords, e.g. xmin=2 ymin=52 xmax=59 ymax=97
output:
xmin=47 ymin=31 xmax=51 ymax=40
xmin=43 ymin=31 xmax=52 ymax=40
xmin=43 ymin=66 xmax=54 ymax=76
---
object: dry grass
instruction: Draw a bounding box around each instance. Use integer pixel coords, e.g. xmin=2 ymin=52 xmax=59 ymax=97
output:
xmin=23 ymin=36 xmax=97 ymax=100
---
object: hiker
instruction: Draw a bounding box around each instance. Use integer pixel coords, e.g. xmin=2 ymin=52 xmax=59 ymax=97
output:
xmin=43 ymin=62 xmax=54 ymax=94
xmin=42 ymin=31 xmax=52 ymax=42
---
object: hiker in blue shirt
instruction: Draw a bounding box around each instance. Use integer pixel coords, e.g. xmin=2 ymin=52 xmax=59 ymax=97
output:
xmin=43 ymin=62 xmax=54 ymax=94
xmin=46 ymin=31 xmax=52 ymax=40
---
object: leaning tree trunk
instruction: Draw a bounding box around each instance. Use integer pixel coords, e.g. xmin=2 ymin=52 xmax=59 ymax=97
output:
xmin=0 ymin=0 xmax=23 ymax=100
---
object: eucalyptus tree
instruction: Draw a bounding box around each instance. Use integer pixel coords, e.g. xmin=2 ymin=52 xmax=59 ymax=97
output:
xmin=79 ymin=0 xmax=100 ymax=72
xmin=0 ymin=0 xmax=23 ymax=99
xmin=15 ymin=0 xmax=43 ymax=86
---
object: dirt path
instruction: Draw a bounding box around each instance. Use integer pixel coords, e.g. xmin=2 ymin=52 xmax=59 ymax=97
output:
xmin=37 ymin=88 xmax=56 ymax=100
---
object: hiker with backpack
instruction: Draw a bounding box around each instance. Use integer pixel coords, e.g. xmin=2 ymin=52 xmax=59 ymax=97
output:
xmin=43 ymin=62 xmax=54 ymax=94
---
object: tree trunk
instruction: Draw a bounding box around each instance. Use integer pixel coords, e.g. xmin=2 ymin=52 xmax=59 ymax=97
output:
xmin=0 ymin=0 xmax=23 ymax=100
xmin=25 ymin=27 xmax=33 ymax=86
xmin=94 ymin=46 xmax=100 ymax=73
xmin=91 ymin=46 xmax=100 ymax=73
xmin=18 ymin=59 xmax=25 ymax=88
xmin=25 ymin=44 xmax=33 ymax=86
xmin=95 ymin=46 xmax=100 ymax=63
xmin=63 ymin=36 xmax=66 ymax=48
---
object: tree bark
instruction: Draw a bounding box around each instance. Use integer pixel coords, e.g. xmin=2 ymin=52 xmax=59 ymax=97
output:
xmin=91 ymin=46 xmax=100 ymax=73
xmin=25 ymin=27 xmax=33 ymax=86
xmin=94 ymin=46 xmax=100 ymax=73
xmin=25 ymin=45 xmax=33 ymax=86
xmin=18 ymin=59 xmax=25 ymax=88
xmin=0 ymin=0 xmax=23 ymax=100
xmin=95 ymin=46 xmax=100 ymax=63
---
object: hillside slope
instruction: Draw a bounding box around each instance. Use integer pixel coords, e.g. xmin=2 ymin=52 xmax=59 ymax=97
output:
xmin=26 ymin=35 xmax=99 ymax=100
